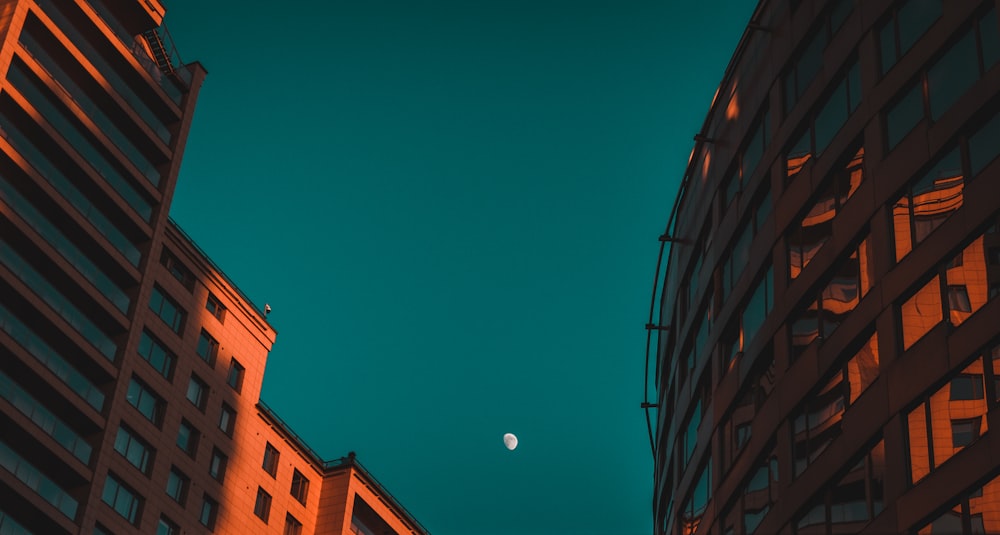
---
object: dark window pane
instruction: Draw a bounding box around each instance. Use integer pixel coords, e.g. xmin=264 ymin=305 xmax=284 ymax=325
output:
xmin=981 ymin=8 xmax=1000 ymax=71
xmin=927 ymin=31 xmax=978 ymax=120
xmin=950 ymin=417 xmax=981 ymax=447
xmin=815 ymin=80 xmax=848 ymax=153
xmin=879 ymin=22 xmax=897 ymax=75
xmin=743 ymin=117 xmax=766 ymax=179
xmin=787 ymin=128 xmax=812 ymax=181
xmin=970 ymin=111 xmax=1000 ymax=176
xmin=887 ymin=84 xmax=923 ymax=150
xmin=901 ymin=276 xmax=942 ymax=350
xmin=950 ymin=374 xmax=985 ymax=400
xmin=898 ymin=0 xmax=941 ymax=54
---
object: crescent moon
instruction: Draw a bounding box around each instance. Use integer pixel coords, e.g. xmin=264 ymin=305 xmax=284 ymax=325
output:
xmin=503 ymin=433 xmax=518 ymax=451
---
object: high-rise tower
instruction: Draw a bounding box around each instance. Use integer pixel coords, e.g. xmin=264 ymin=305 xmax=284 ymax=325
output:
xmin=647 ymin=1 xmax=1000 ymax=533
xmin=0 ymin=2 xmax=426 ymax=533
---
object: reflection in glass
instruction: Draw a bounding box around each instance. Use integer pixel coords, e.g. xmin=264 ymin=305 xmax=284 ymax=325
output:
xmin=679 ymin=461 xmax=711 ymax=535
xmin=886 ymin=83 xmax=923 ymax=150
xmin=847 ymin=332 xmax=879 ymax=404
xmin=742 ymin=448 xmax=777 ymax=535
xmin=927 ymin=31 xmax=978 ymax=120
xmin=786 ymin=129 xmax=812 ymax=181
xmin=945 ymin=237 xmax=989 ymax=326
xmin=793 ymin=373 xmax=846 ymax=477
xmin=970 ymin=109 xmax=1000 ymax=177
xmin=901 ymin=276 xmax=942 ymax=350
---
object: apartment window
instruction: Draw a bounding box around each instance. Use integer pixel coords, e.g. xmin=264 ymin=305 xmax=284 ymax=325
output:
xmin=263 ymin=443 xmax=280 ymax=476
xmin=209 ymin=448 xmax=228 ymax=482
xmin=101 ymin=473 xmax=141 ymax=525
xmin=790 ymin=237 xmax=873 ymax=357
xmin=219 ymin=403 xmax=236 ymax=436
xmin=177 ymin=419 xmax=199 ymax=458
xmin=740 ymin=447 xmax=779 ymax=535
xmin=915 ymin=472 xmax=1000 ymax=534
xmin=720 ymin=352 xmax=775 ymax=471
xmin=160 ymin=248 xmax=194 ymax=291
xmin=970 ymin=101 xmax=1000 ymax=176
xmin=149 ymin=286 xmax=185 ymax=334
xmin=892 ymin=147 xmax=964 ymax=262
xmin=126 ymin=377 xmax=163 ymax=425
xmin=206 ymin=293 xmax=226 ymax=323
xmin=907 ymin=358 xmax=992 ymax=483
xmin=157 ymin=516 xmax=179 ymax=535
xmin=885 ymin=9 xmax=1000 ymax=149
xmin=165 ymin=467 xmax=188 ymax=504
xmin=788 ymin=145 xmax=866 ymax=278
xmin=227 ymin=359 xmax=245 ymax=393
xmin=199 ymin=495 xmax=218 ymax=530
xmin=197 ymin=329 xmax=219 ymax=366
xmin=114 ymin=425 xmax=154 ymax=475
xmin=794 ymin=439 xmax=886 ymax=531
xmin=878 ymin=0 xmax=942 ymax=75
xmin=900 ymin=230 xmax=996 ymax=349
xmin=186 ymin=374 xmax=209 ymax=411
xmin=137 ymin=330 xmax=175 ymax=379
xmin=741 ymin=265 xmax=774 ymax=349
xmin=284 ymin=514 xmax=303 ymax=535
xmin=254 ymin=487 xmax=272 ymax=523
xmin=783 ymin=0 xmax=854 ymax=114
xmin=291 ymin=468 xmax=309 ymax=504
xmin=678 ymin=458 xmax=712 ymax=535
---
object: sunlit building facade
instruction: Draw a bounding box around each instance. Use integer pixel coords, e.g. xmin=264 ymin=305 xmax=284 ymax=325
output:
xmin=646 ymin=1 xmax=1000 ymax=534
xmin=0 ymin=1 xmax=426 ymax=534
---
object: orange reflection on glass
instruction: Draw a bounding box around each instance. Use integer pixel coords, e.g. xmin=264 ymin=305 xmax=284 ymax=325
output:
xmin=892 ymin=197 xmax=913 ymax=261
xmin=907 ymin=402 xmax=931 ymax=483
xmin=946 ymin=236 xmax=988 ymax=326
xmin=847 ymin=332 xmax=879 ymax=404
xmin=845 ymin=147 xmax=865 ymax=198
xmin=901 ymin=276 xmax=942 ymax=350
xmin=971 ymin=475 xmax=1000 ymax=534
xmin=727 ymin=85 xmax=740 ymax=121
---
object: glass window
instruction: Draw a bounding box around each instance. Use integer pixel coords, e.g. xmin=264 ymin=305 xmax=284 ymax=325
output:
xmin=209 ymin=449 xmax=228 ymax=482
xmin=160 ymin=248 xmax=194 ymax=291
xmin=165 ymin=467 xmax=188 ymax=504
xmin=291 ymin=469 xmax=309 ymax=505
xmin=794 ymin=439 xmax=885 ymax=530
xmin=197 ymin=330 xmax=219 ymax=366
xmin=149 ymin=286 xmax=185 ymax=334
xmin=114 ymin=426 xmax=153 ymax=475
xmin=284 ymin=514 xmax=303 ymax=535
xmin=928 ymin=32 xmax=978 ymax=120
xmin=742 ymin=113 xmax=768 ymax=181
xmin=263 ymin=443 xmax=280 ymax=476
xmin=254 ymin=487 xmax=272 ymax=523
xmin=186 ymin=375 xmax=208 ymax=411
xmin=157 ymin=516 xmax=179 ymax=535
xmin=970 ymin=109 xmax=1000 ymax=177
xmin=176 ymin=420 xmax=199 ymax=457
xmin=793 ymin=374 xmax=847 ymax=477
xmin=880 ymin=0 xmax=942 ymax=74
xmin=227 ymin=359 xmax=245 ymax=393
xmin=980 ymin=8 xmax=1000 ymax=72
xmin=892 ymin=147 xmax=965 ymax=261
xmin=199 ymin=495 xmax=218 ymax=530
xmin=206 ymin=293 xmax=226 ymax=322
xmin=137 ymin=330 xmax=175 ymax=379
xmin=900 ymin=276 xmax=942 ymax=350
xmin=886 ymin=83 xmax=923 ymax=150
xmin=126 ymin=378 xmax=162 ymax=425
xmin=219 ymin=403 xmax=236 ymax=436
xmin=679 ymin=459 xmax=712 ymax=535
xmin=951 ymin=417 xmax=982 ymax=447
xmin=101 ymin=474 xmax=140 ymax=525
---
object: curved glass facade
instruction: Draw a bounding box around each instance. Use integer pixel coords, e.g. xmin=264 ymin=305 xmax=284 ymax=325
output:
xmin=649 ymin=1 xmax=1000 ymax=534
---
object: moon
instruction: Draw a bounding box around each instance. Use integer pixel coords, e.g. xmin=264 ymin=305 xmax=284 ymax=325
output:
xmin=503 ymin=433 xmax=518 ymax=451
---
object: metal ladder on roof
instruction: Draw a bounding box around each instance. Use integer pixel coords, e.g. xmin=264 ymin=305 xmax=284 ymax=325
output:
xmin=141 ymin=27 xmax=176 ymax=78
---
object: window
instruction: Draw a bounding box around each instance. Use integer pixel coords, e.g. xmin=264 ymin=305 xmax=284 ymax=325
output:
xmin=227 ymin=359 xmax=245 ymax=392
xmin=678 ymin=458 xmax=712 ymax=535
xmin=254 ymin=487 xmax=272 ymax=523
xmin=788 ymin=145 xmax=865 ymax=278
xmin=157 ymin=516 xmax=179 ymax=535
xmin=741 ymin=265 xmax=775 ymax=349
xmin=114 ymin=425 xmax=154 ymax=475
xmin=177 ymin=419 xmax=199 ymax=457
xmin=137 ymin=330 xmax=175 ymax=379
xmin=785 ymin=62 xmax=861 ymax=182
xmin=101 ymin=474 xmax=141 ymax=525
xmin=284 ymin=514 xmax=303 ymax=535
xmin=149 ymin=286 xmax=185 ymax=334
xmin=907 ymin=359 xmax=991 ymax=483
xmin=791 ymin=237 xmax=873 ymax=357
xmin=794 ymin=439 xmax=885 ymax=531
xmin=206 ymin=293 xmax=226 ymax=323
xmin=291 ymin=469 xmax=309 ymax=504
xmin=892 ymin=147 xmax=964 ymax=261
xmin=970 ymin=104 xmax=1000 ymax=177
xmin=878 ymin=0 xmax=942 ymax=75
xmin=186 ymin=374 xmax=208 ymax=411
xmin=783 ymin=0 xmax=854 ymax=114
xmin=197 ymin=330 xmax=219 ymax=366
xmin=915 ymin=472 xmax=1000 ymax=534
xmin=165 ymin=467 xmax=188 ymax=504
xmin=126 ymin=377 xmax=163 ymax=425
xmin=741 ymin=448 xmax=778 ymax=535
xmin=720 ymin=352 xmax=775 ymax=471
xmin=792 ymin=373 xmax=848 ymax=477
xmin=199 ymin=495 xmax=218 ymax=530
xmin=209 ymin=448 xmax=228 ymax=482
xmin=160 ymin=248 xmax=194 ymax=291
xmin=885 ymin=10 xmax=1000 ymax=150
xmin=219 ymin=403 xmax=236 ymax=436
xmin=262 ymin=442 xmax=280 ymax=476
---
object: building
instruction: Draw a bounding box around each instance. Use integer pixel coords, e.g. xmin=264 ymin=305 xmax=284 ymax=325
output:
xmin=646 ymin=0 xmax=1000 ymax=533
xmin=0 ymin=1 xmax=427 ymax=534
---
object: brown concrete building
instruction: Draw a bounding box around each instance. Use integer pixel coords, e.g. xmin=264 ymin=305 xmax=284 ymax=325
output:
xmin=646 ymin=0 xmax=1000 ymax=534
xmin=0 ymin=1 xmax=427 ymax=534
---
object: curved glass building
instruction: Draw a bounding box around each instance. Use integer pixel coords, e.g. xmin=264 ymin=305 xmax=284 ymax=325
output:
xmin=647 ymin=1 xmax=1000 ymax=533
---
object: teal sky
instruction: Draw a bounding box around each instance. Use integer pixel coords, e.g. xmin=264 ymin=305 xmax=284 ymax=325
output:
xmin=165 ymin=2 xmax=754 ymax=534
